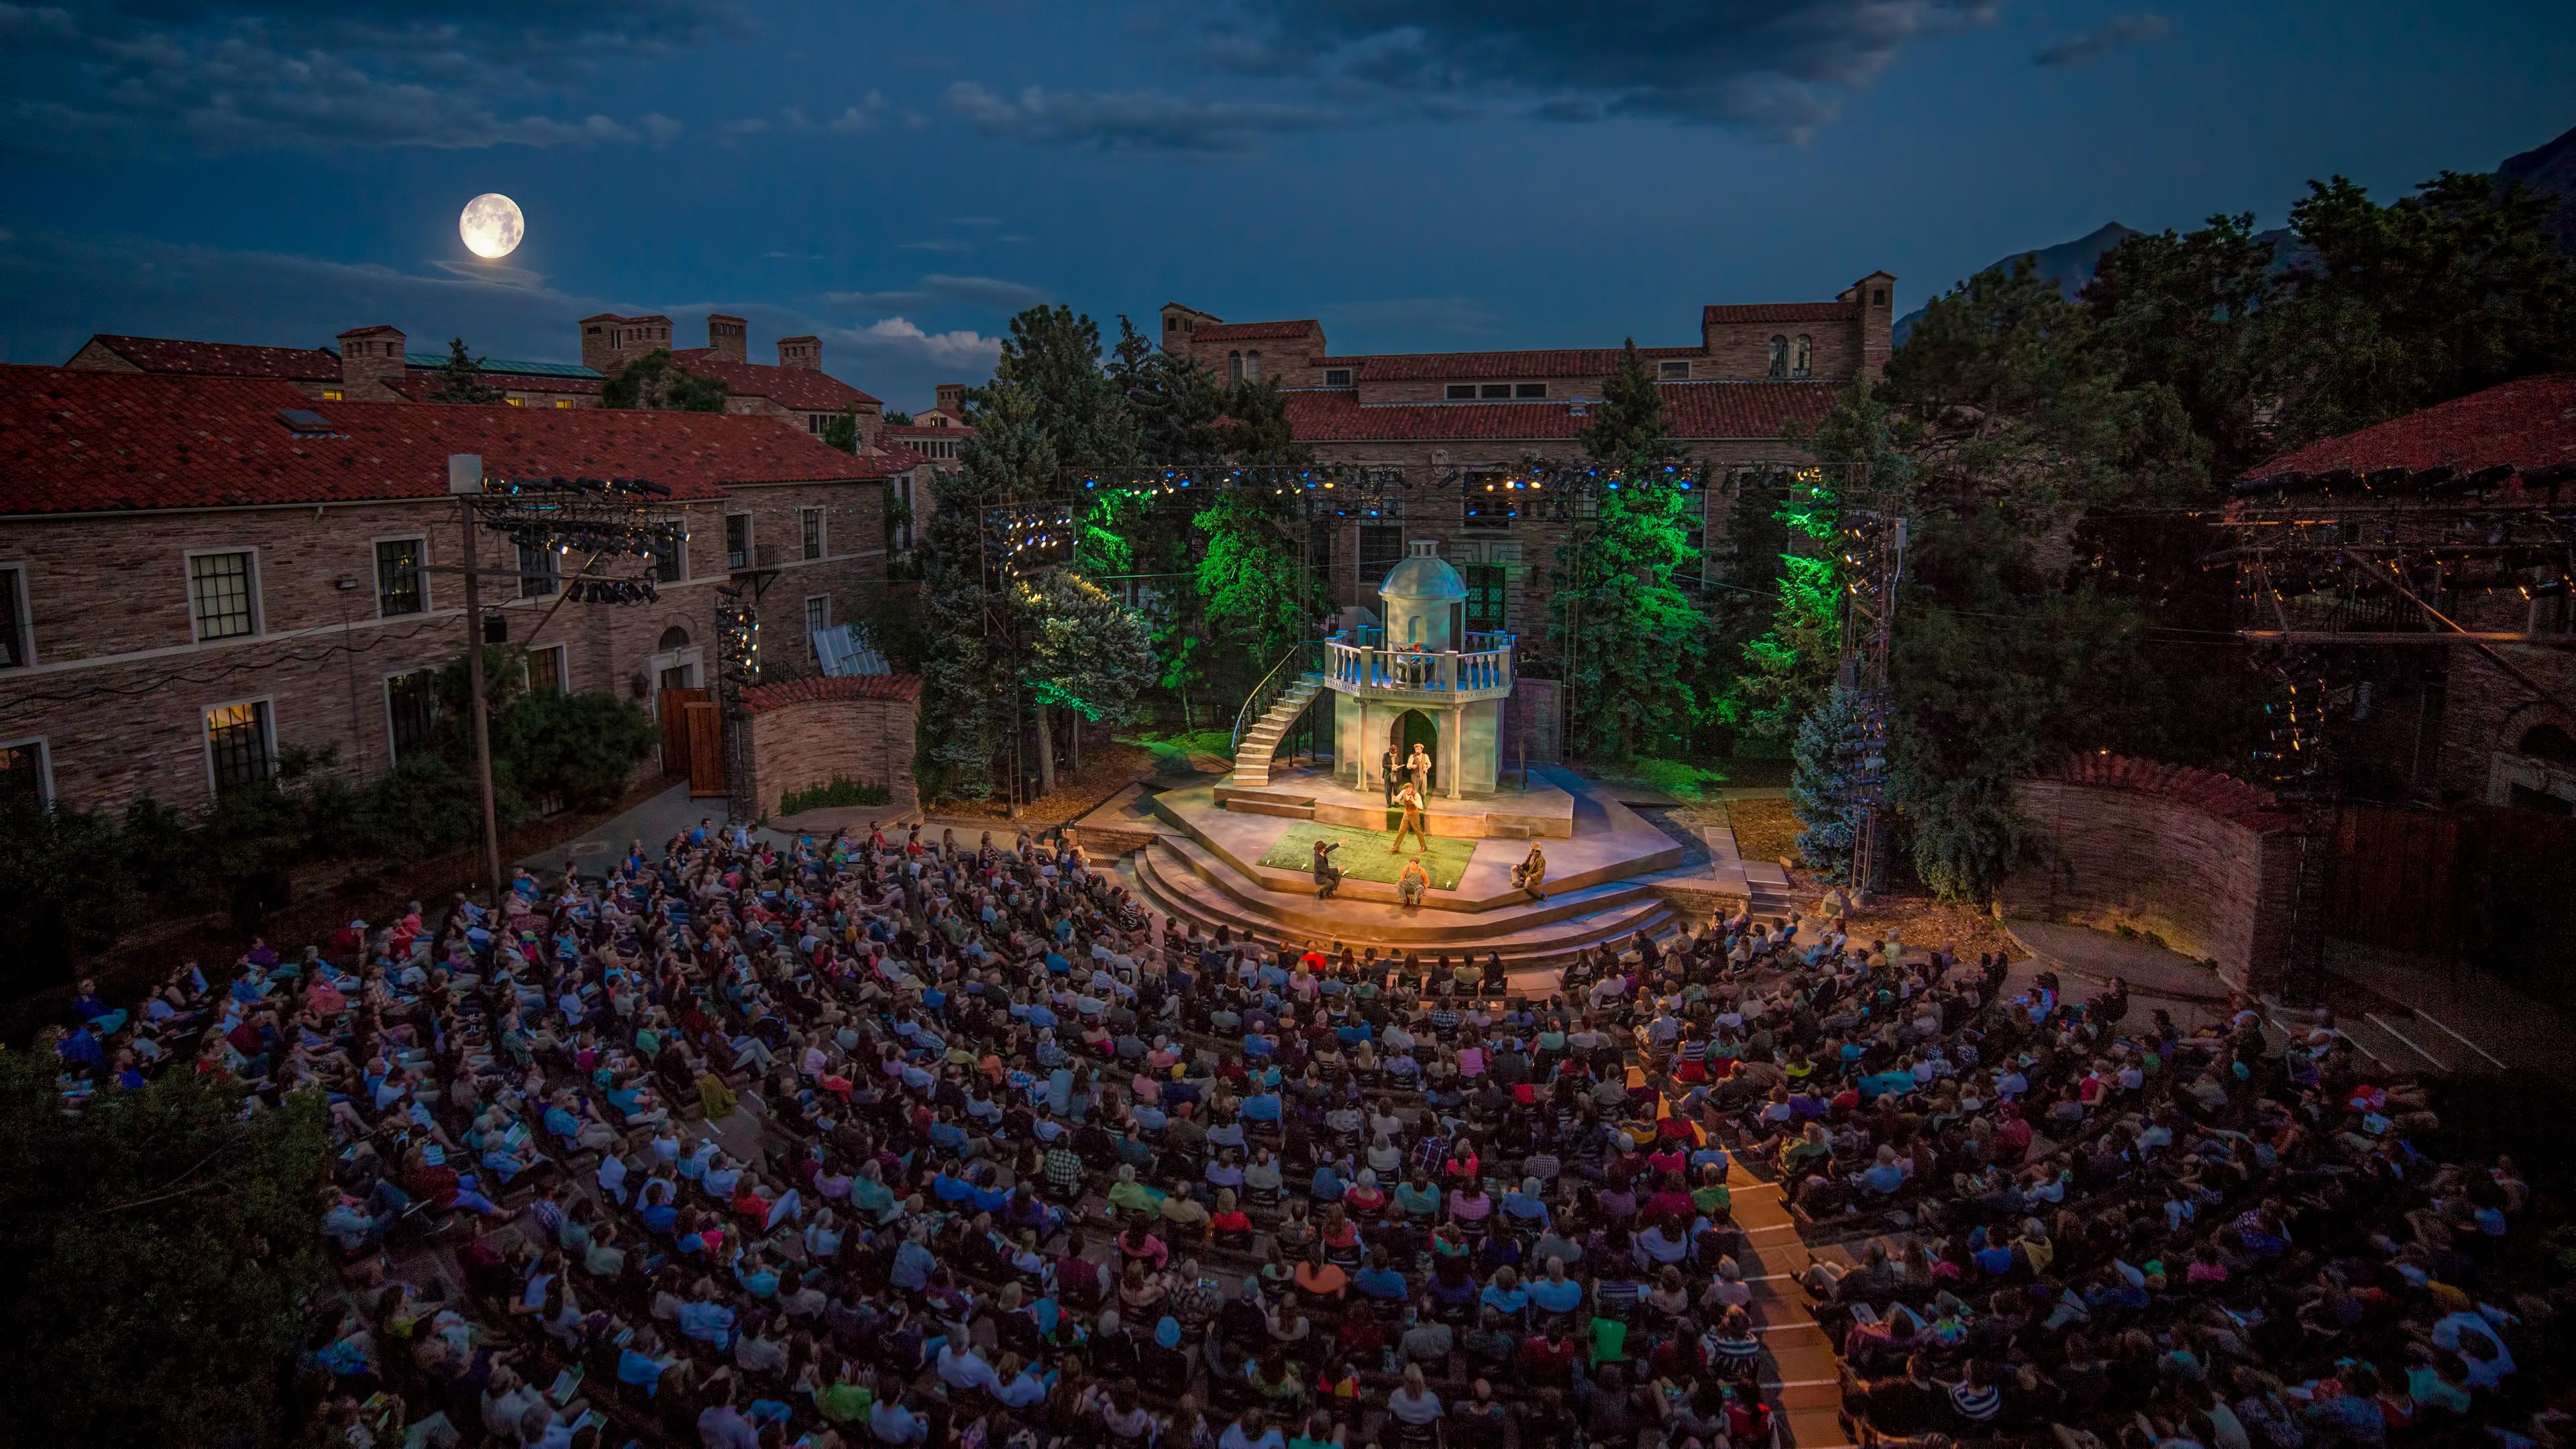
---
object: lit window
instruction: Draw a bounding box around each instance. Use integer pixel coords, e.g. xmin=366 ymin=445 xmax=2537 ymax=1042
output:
xmin=188 ymin=551 xmax=258 ymax=641
xmin=321 ymin=388 xmax=344 ymax=401
xmin=205 ymin=700 xmax=274 ymax=792
xmin=374 ymin=537 xmax=425 ymax=616
xmin=506 ymin=396 xmax=525 ymax=407
xmin=553 ymin=398 xmax=573 ymax=409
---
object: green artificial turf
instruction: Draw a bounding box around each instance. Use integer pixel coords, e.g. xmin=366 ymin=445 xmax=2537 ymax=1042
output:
xmin=1256 ymin=819 xmax=1477 ymax=891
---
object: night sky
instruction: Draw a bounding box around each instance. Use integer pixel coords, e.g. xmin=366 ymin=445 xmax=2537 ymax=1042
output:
xmin=1 ymin=0 xmax=2568 ymax=411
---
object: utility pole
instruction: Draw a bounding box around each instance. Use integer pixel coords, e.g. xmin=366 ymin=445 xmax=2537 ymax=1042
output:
xmin=449 ymin=455 xmax=506 ymax=909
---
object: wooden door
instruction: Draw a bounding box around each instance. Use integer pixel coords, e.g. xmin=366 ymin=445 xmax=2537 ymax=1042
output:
xmin=659 ymin=687 xmax=709 ymax=774
xmin=684 ymin=701 xmax=727 ymax=797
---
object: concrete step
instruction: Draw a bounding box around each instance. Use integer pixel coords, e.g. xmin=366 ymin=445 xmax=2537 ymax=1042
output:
xmin=2360 ymin=1011 xmax=2461 ymax=1074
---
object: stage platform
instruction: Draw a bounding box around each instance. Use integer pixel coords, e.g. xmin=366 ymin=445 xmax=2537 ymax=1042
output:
xmin=1214 ymin=766 xmax=1576 ymax=839
xmin=1104 ymin=765 xmax=1719 ymax=973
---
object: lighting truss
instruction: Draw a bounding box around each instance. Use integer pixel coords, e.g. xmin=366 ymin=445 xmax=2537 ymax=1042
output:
xmin=467 ymin=475 xmax=686 ymax=606
xmin=982 ymin=500 xmax=1077 ymax=590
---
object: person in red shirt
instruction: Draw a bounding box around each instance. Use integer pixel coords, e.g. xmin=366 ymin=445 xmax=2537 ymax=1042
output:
xmin=1518 ymin=1325 xmax=1579 ymax=1385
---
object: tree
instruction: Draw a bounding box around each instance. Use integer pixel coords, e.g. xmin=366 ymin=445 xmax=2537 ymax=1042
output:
xmin=0 ymin=1051 xmax=328 ymax=1446
xmin=1214 ymin=376 xmax=1309 ymax=466
xmin=1790 ymin=682 xmax=1869 ymax=881
xmin=919 ymin=382 xmax=1057 ymax=800
xmin=1548 ymin=341 xmax=1708 ymax=760
xmin=1019 ymin=569 xmax=1155 ymax=794
xmin=1725 ymin=466 xmax=1843 ymax=752
xmin=1111 ymin=317 xmax=1226 ymax=466
xmin=425 ymin=336 xmax=504 ymax=405
xmin=2265 ymin=171 xmax=2576 ymax=449
xmin=819 ymin=405 xmax=861 ymax=454
xmin=0 ymin=789 xmax=133 ymax=997
xmin=986 ymin=305 xmax=1140 ymax=472
xmin=2084 ymin=214 xmax=2279 ymax=479
xmin=1193 ymin=488 xmax=1312 ymax=700
xmin=598 ymin=349 xmax=728 ymax=412
xmin=882 ymin=410 xmax=914 ymax=426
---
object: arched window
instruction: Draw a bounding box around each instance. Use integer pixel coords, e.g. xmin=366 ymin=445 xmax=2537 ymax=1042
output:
xmin=1793 ymin=335 xmax=1813 ymax=378
xmin=1244 ymin=350 xmax=1261 ymax=382
xmin=657 ymin=625 xmax=691 ymax=651
xmin=2522 ymin=723 xmax=2576 ymax=766
xmin=1228 ymin=350 xmax=1244 ymax=384
xmin=1766 ymin=335 xmax=1787 ymax=379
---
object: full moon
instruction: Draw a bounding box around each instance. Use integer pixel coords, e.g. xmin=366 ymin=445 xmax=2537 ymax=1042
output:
xmin=460 ymin=193 xmax=525 ymax=260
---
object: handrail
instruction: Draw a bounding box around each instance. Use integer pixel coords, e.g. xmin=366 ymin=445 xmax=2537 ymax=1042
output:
xmin=1231 ymin=640 xmax=1324 ymax=755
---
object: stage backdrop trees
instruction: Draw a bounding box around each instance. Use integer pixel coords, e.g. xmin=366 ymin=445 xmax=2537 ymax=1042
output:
xmin=1020 ymin=569 xmax=1155 ymax=794
xmin=920 ymin=382 xmax=1055 ymax=800
xmin=1550 ymin=339 xmax=1707 ymax=760
xmin=1791 ymin=682 xmax=1869 ymax=881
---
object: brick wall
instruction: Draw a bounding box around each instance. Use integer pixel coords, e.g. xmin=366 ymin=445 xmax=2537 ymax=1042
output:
xmin=1994 ymin=756 xmax=2301 ymax=994
xmin=742 ymin=676 xmax=922 ymax=820
xmin=0 ymin=480 xmax=888 ymax=812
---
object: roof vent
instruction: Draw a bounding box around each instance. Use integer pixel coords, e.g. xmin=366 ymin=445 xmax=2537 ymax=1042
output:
xmin=276 ymin=407 xmax=337 ymax=437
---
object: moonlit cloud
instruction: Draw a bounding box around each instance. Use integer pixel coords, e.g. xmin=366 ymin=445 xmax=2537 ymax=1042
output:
xmin=2033 ymin=14 xmax=2171 ymax=68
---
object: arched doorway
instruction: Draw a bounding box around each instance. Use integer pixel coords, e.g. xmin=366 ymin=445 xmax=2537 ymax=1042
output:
xmin=1389 ymin=709 xmax=1437 ymax=794
xmin=2521 ymin=723 xmax=2576 ymax=767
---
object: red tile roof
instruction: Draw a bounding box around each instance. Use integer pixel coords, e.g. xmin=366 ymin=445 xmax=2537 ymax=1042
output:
xmin=2038 ymin=752 xmax=2296 ymax=832
xmin=2253 ymin=374 xmax=2576 ymax=480
xmin=741 ymin=673 xmax=923 ymax=714
xmin=1356 ymin=346 xmax=1701 ymax=382
xmin=666 ymin=350 xmax=884 ymax=411
xmin=75 ymin=333 xmax=342 ymax=381
xmin=0 ymin=367 xmax=888 ymax=516
xmin=1282 ymin=381 xmax=1837 ymax=443
xmin=1191 ymin=319 xmax=1322 ymax=342
xmin=1701 ymin=302 xmax=1861 ymax=325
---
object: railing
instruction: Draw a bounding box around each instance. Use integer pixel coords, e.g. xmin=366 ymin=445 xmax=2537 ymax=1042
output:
xmin=1231 ymin=640 xmax=1324 ymax=757
xmin=1323 ymin=631 xmax=1515 ymax=698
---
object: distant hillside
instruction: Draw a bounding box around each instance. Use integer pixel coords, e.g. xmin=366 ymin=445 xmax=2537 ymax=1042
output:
xmin=1891 ymin=222 xmax=2139 ymax=346
xmin=1892 ymin=121 xmax=2576 ymax=350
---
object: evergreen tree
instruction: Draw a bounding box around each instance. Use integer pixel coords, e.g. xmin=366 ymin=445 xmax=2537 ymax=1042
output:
xmin=1790 ymin=682 xmax=1868 ymax=881
xmin=920 ymin=382 xmax=1057 ymax=800
xmin=1193 ymin=488 xmax=1312 ymax=699
xmin=1215 ymin=376 xmax=1311 ymax=465
xmin=819 ymin=404 xmax=860 ymax=454
xmin=1550 ymin=341 xmax=1707 ymax=760
xmin=598 ymin=349 xmax=728 ymax=412
xmin=987 ymin=305 xmax=1140 ymax=471
xmin=1020 ymin=568 xmax=1155 ymax=793
xmin=425 ymin=336 xmax=504 ymax=404
xmin=1112 ymin=317 xmax=1226 ymax=466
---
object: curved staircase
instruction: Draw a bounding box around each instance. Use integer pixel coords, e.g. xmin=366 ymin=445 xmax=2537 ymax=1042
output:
xmin=1228 ymin=673 xmax=1324 ymax=788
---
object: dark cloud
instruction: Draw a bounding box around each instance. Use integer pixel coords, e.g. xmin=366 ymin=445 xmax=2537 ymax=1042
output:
xmin=1200 ymin=0 xmax=2000 ymax=141
xmin=1320 ymin=295 xmax=1503 ymax=340
xmin=941 ymin=80 xmax=1343 ymax=153
xmin=2033 ymin=13 xmax=2170 ymax=68
xmin=0 ymin=0 xmax=741 ymax=153
xmin=824 ymin=274 xmax=1051 ymax=314
xmin=0 ymin=227 xmax=994 ymax=409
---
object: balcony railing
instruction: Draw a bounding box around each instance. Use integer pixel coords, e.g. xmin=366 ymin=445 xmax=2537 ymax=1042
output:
xmin=1323 ymin=629 xmax=1515 ymax=700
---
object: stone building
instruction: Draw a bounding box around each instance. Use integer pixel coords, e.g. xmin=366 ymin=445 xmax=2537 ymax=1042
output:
xmin=0 ymin=366 xmax=906 ymax=814
xmin=1157 ymin=274 xmax=1896 ymax=635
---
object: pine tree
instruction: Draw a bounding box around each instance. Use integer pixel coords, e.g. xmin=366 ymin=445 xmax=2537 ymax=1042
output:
xmin=1790 ymin=682 xmax=1868 ymax=881
xmin=598 ymin=349 xmax=727 ymax=412
xmin=919 ymin=383 xmax=1057 ymax=800
xmin=1550 ymin=340 xmax=1707 ymax=760
xmin=987 ymin=305 xmax=1140 ymax=471
xmin=425 ymin=337 xmax=504 ymax=404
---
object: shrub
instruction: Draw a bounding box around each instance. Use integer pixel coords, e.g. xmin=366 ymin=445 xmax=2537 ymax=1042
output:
xmin=777 ymin=777 xmax=892 ymax=815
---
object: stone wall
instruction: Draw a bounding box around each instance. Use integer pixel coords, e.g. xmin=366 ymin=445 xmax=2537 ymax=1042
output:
xmin=741 ymin=674 xmax=922 ymax=821
xmin=1994 ymin=755 xmax=2302 ymax=995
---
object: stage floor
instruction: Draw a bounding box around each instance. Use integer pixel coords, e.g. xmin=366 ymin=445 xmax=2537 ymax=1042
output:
xmin=1215 ymin=765 xmax=1576 ymax=839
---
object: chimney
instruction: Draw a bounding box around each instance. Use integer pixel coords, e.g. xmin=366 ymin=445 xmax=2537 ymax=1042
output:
xmin=934 ymin=382 xmax=965 ymax=417
xmin=777 ymin=335 xmax=820 ymax=370
xmin=578 ymin=313 xmax=672 ymax=374
xmin=335 ymin=324 xmax=409 ymax=401
xmin=706 ymin=314 xmax=748 ymax=363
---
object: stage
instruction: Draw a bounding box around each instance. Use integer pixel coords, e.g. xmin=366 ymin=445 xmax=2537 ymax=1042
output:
xmin=1214 ymin=764 xmax=1576 ymax=839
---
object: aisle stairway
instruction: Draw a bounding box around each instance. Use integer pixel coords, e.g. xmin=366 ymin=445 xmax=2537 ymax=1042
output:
xmin=1228 ymin=674 xmax=1325 ymax=788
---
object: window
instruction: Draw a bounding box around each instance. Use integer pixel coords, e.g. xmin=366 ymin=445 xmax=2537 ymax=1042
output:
xmin=800 ymin=507 xmax=824 ymax=560
xmin=724 ymin=513 xmax=751 ymax=571
xmin=1464 ymin=564 xmax=1507 ymax=632
xmin=505 ymin=396 xmax=525 ymax=407
xmin=804 ymin=595 xmax=830 ymax=657
xmin=321 ymin=388 xmax=344 ymax=401
xmin=527 ymin=645 xmax=567 ymax=696
xmin=187 ymin=551 xmax=259 ymax=641
xmin=1308 ymin=517 xmax=1334 ymax=585
xmin=1767 ymin=335 xmax=1788 ymax=380
xmin=1793 ymin=334 xmax=1813 ymax=379
xmin=1479 ymin=383 xmax=1511 ymax=400
xmin=553 ymin=398 xmax=573 ymax=409
xmin=1514 ymin=382 xmax=1547 ymax=399
xmin=518 ymin=541 xmax=559 ymax=598
xmin=1228 ymin=351 xmax=1244 ymax=384
xmin=1358 ymin=525 xmax=1405 ymax=584
xmin=1872 ymin=288 xmax=1888 ymax=307
xmin=1445 ymin=384 xmax=1477 ymax=400
xmin=0 ymin=564 xmax=28 ymax=669
xmin=651 ymin=527 xmax=686 ymax=584
xmin=205 ymin=700 xmax=274 ymax=792
xmin=0 ymin=737 xmax=49 ymax=808
xmin=1324 ymin=368 xmax=1352 ymax=387
xmin=806 ymin=413 xmax=824 ymax=434
xmin=374 ymin=537 xmax=425 ymax=616
xmin=1463 ymin=472 xmax=1515 ymax=529
xmin=1244 ymin=351 xmax=1261 ymax=382
xmin=384 ymin=669 xmax=437 ymax=761
xmin=1658 ymin=360 xmax=1690 ymax=381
